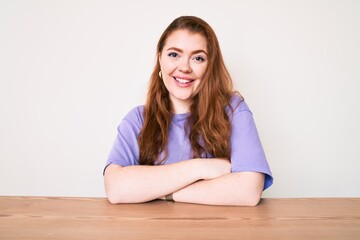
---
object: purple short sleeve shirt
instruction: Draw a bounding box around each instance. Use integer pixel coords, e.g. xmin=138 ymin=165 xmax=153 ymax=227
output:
xmin=106 ymin=95 xmax=273 ymax=190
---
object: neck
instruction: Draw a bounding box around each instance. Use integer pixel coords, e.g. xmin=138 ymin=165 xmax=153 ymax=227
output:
xmin=171 ymin=99 xmax=191 ymax=114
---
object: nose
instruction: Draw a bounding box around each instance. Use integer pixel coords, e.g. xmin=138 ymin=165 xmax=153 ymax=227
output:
xmin=178 ymin=58 xmax=192 ymax=73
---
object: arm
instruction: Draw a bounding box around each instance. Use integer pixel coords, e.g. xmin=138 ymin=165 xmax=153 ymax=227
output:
xmin=104 ymin=158 xmax=231 ymax=204
xmin=172 ymin=172 xmax=265 ymax=206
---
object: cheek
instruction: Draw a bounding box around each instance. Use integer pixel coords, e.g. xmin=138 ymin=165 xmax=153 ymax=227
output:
xmin=194 ymin=65 xmax=208 ymax=79
xmin=160 ymin=58 xmax=175 ymax=73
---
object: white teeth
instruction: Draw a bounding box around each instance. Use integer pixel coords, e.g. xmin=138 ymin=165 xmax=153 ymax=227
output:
xmin=175 ymin=78 xmax=191 ymax=83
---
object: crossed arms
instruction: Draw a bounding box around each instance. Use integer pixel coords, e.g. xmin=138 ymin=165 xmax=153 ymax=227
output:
xmin=104 ymin=158 xmax=264 ymax=206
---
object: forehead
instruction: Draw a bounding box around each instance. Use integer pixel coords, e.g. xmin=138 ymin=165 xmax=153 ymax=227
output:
xmin=163 ymin=29 xmax=207 ymax=52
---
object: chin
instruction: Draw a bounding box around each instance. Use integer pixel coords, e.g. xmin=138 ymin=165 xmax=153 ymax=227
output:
xmin=174 ymin=94 xmax=193 ymax=101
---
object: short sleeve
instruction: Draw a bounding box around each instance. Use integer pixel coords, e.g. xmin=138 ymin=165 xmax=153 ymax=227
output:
xmin=104 ymin=106 xmax=144 ymax=172
xmin=230 ymin=101 xmax=273 ymax=190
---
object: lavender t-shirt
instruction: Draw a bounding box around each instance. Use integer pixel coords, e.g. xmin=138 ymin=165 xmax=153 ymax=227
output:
xmin=106 ymin=95 xmax=273 ymax=190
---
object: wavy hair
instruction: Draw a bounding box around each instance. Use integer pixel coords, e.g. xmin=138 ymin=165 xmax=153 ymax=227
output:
xmin=138 ymin=16 xmax=238 ymax=165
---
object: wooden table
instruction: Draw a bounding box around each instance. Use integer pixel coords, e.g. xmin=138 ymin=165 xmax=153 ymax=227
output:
xmin=0 ymin=197 xmax=359 ymax=240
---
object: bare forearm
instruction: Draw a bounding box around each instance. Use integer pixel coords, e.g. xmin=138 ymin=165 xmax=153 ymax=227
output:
xmin=173 ymin=172 xmax=265 ymax=206
xmin=104 ymin=161 xmax=202 ymax=203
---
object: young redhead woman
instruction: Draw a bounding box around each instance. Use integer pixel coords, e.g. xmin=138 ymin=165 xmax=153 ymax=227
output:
xmin=104 ymin=16 xmax=273 ymax=206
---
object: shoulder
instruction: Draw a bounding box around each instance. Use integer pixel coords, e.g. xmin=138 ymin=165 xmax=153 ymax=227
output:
xmin=124 ymin=105 xmax=144 ymax=121
xmin=120 ymin=105 xmax=145 ymax=130
xmin=228 ymin=93 xmax=252 ymax=115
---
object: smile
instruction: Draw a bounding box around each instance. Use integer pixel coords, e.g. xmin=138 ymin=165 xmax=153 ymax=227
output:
xmin=173 ymin=77 xmax=194 ymax=84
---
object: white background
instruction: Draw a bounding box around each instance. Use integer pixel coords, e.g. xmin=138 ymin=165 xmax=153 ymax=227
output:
xmin=1 ymin=0 xmax=359 ymax=198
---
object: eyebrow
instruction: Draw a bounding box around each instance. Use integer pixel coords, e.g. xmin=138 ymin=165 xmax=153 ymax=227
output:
xmin=166 ymin=47 xmax=208 ymax=56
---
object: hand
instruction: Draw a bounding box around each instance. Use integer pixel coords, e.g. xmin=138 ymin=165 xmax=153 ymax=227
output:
xmin=197 ymin=158 xmax=231 ymax=180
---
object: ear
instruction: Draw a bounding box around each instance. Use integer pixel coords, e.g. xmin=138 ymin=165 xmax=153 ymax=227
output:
xmin=158 ymin=52 xmax=163 ymax=71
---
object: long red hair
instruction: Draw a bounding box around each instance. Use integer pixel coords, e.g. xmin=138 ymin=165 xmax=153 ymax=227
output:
xmin=138 ymin=16 xmax=237 ymax=165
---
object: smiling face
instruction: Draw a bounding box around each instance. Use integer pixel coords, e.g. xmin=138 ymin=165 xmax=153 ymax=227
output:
xmin=159 ymin=29 xmax=208 ymax=114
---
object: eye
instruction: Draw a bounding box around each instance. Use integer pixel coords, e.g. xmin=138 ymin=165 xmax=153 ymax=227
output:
xmin=168 ymin=52 xmax=178 ymax=58
xmin=193 ymin=56 xmax=205 ymax=62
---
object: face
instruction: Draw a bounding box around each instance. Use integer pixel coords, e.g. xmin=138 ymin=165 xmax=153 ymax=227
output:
xmin=159 ymin=29 xmax=208 ymax=114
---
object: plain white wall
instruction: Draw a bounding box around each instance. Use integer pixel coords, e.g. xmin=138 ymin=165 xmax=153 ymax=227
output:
xmin=1 ymin=0 xmax=359 ymax=198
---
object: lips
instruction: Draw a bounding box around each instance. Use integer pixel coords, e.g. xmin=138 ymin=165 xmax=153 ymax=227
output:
xmin=173 ymin=77 xmax=195 ymax=84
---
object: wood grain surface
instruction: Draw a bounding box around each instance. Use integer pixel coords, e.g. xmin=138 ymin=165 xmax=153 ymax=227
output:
xmin=0 ymin=197 xmax=359 ymax=239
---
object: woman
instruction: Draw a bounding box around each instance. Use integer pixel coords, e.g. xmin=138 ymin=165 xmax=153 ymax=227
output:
xmin=104 ymin=16 xmax=273 ymax=206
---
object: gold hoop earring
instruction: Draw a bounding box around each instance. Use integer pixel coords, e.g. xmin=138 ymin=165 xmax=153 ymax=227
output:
xmin=159 ymin=70 xmax=162 ymax=79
